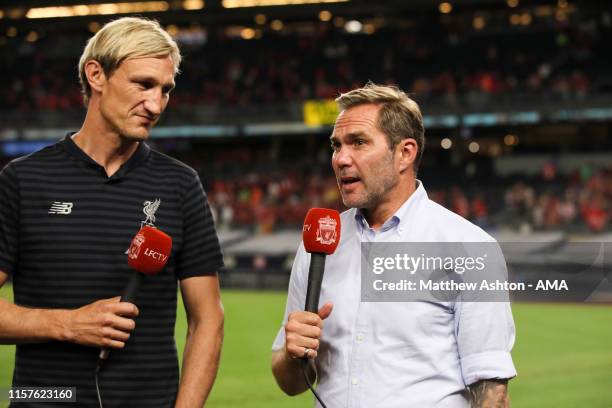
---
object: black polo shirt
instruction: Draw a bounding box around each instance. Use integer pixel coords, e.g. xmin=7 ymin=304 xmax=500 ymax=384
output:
xmin=0 ymin=135 xmax=224 ymax=407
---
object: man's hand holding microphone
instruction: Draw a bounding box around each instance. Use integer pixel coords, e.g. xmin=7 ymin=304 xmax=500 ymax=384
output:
xmin=59 ymin=296 xmax=139 ymax=350
xmin=273 ymin=208 xmax=340 ymax=402
xmin=284 ymin=302 xmax=333 ymax=361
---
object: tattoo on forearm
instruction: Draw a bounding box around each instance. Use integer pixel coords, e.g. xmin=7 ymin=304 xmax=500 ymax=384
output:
xmin=469 ymin=379 xmax=509 ymax=408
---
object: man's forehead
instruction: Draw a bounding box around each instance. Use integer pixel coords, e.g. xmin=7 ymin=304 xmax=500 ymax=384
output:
xmin=332 ymin=104 xmax=380 ymax=134
xmin=119 ymin=55 xmax=176 ymax=73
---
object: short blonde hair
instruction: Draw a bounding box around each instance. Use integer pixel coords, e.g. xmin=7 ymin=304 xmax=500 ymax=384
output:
xmin=336 ymin=82 xmax=425 ymax=173
xmin=78 ymin=17 xmax=181 ymax=105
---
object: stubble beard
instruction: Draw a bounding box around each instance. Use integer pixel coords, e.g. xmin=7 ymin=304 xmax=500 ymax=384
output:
xmin=340 ymin=157 xmax=399 ymax=210
xmin=342 ymin=175 xmax=398 ymax=210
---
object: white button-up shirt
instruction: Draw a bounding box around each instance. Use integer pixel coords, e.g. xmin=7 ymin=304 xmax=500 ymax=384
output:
xmin=273 ymin=181 xmax=517 ymax=408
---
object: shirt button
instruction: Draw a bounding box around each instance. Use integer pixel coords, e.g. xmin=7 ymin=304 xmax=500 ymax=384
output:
xmin=356 ymin=334 xmax=364 ymax=341
xmin=351 ymin=378 xmax=359 ymax=385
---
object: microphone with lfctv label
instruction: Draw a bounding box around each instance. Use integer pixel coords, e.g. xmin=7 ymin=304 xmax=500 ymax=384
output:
xmin=299 ymin=209 xmax=341 ymax=408
xmin=302 ymin=208 xmax=341 ymax=313
xmin=123 ymin=226 xmax=172 ymax=302
xmin=97 ymin=226 xmax=172 ymax=370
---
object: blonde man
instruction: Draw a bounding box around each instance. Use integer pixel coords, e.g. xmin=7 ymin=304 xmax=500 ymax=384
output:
xmin=272 ymin=83 xmax=516 ymax=407
xmin=0 ymin=17 xmax=224 ymax=407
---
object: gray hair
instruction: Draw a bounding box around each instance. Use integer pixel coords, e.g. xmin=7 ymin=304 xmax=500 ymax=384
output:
xmin=336 ymin=82 xmax=425 ymax=173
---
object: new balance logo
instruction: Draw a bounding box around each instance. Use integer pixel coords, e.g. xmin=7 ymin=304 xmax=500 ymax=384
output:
xmin=49 ymin=202 xmax=74 ymax=215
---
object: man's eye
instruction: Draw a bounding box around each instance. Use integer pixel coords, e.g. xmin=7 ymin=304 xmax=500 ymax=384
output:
xmin=331 ymin=143 xmax=340 ymax=151
xmin=354 ymin=139 xmax=365 ymax=146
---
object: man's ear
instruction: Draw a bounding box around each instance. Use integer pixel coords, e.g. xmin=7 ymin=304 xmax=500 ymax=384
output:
xmin=397 ymin=137 xmax=418 ymax=174
xmin=84 ymin=60 xmax=106 ymax=95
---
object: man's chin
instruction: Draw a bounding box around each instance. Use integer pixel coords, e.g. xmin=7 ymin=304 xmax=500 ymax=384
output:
xmin=341 ymin=195 xmax=367 ymax=209
xmin=121 ymin=129 xmax=150 ymax=142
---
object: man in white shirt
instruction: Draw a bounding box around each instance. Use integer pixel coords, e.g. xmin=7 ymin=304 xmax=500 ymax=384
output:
xmin=271 ymin=83 xmax=516 ymax=407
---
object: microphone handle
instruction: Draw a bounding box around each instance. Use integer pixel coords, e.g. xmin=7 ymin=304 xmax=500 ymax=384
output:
xmin=120 ymin=272 xmax=143 ymax=304
xmin=304 ymin=253 xmax=326 ymax=313
xmin=98 ymin=273 xmax=143 ymax=368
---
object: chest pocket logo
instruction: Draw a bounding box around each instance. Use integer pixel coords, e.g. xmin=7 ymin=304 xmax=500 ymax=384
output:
xmin=142 ymin=198 xmax=161 ymax=227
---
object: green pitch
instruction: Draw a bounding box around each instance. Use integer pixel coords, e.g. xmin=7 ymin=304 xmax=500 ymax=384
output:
xmin=1 ymin=285 xmax=611 ymax=407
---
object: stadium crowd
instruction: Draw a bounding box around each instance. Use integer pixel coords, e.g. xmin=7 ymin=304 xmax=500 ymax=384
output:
xmin=0 ymin=7 xmax=609 ymax=234
xmin=186 ymin=150 xmax=611 ymax=234
xmin=0 ymin=9 xmax=609 ymax=113
xmin=1 ymin=142 xmax=608 ymax=234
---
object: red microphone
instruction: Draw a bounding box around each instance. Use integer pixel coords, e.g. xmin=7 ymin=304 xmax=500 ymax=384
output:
xmin=97 ymin=226 xmax=172 ymax=369
xmin=127 ymin=226 xmax=172 ymax=276
xmin=121 ymin=226 xmax=172 ymax=304
xmin=302 ymin=208 xmax=341 ymax=313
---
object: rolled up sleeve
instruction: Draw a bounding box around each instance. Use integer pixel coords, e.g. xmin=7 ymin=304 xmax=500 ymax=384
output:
xmin=455 ymin=301 xmax=517 ymax=386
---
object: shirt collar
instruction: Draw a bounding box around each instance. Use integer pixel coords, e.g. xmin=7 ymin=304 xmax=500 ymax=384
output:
xmin=354 ymin=180 xmax=427 ymax=233
xmin=60 ymin=133 xmax=150 ymax=182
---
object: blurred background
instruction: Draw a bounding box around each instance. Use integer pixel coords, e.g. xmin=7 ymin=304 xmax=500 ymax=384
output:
xmin=0 ymin=0 xmax=611 ymax=407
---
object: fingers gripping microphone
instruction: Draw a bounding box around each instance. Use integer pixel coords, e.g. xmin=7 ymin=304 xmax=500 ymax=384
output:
xmin=302 ymin=208 xmax=341 ymax=313
xmin=97 ymin=226 xmax=172 ymax=369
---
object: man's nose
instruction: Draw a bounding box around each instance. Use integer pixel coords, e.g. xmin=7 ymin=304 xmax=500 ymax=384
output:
xmin=333 ymin=146 xmax=352 ymax=168
xmin=143 ymin=89 xmax=163 ymax=116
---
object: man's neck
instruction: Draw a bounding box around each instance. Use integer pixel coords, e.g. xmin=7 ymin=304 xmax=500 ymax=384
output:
xmin=72 ymin=130 xmax=139 ymax=178
xmin=73 ymin=112 xmax=140 ymax=178
xmin=363 ymin=178 xmax=417 ymax=230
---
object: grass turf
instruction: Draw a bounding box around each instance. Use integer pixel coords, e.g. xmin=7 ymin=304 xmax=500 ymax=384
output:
xmin=1 ymin=284 xmax=611 ymax=407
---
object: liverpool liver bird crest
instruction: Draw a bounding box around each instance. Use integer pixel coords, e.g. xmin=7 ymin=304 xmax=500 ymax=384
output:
xmin=142 ymin=198 xmax=161 ymax=226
